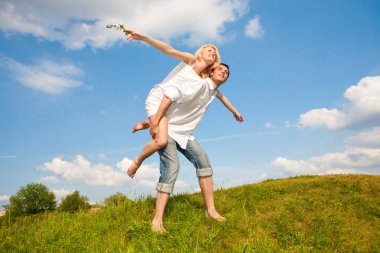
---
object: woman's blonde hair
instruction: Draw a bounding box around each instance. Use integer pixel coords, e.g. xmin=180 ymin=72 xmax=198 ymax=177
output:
xmin=194 ymin=44 xmax=221 ymax=78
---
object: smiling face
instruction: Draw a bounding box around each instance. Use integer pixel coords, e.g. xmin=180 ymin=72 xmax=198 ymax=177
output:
xmin=194 ymin=44 xmax=221 ymax=78
xmin=201 ymin=46 xmax=217 ymax=64
xmin=210 ymin=64 xmax=229 ymax=87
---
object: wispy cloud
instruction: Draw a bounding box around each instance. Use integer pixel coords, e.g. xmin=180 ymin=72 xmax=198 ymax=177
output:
xmin=264 ymin=122 xmax=275 ymax=129
xmin=0 ymin=56 xmax=85 ymax=94
xmin=0 ymin=0 xmax=249 ymax=49
xmin=298 ymin=76 xmax=380 ymax=130
xmin=198 ymin=131 xmax=283 ymax=143
xmin=0 ymin=155 xmax=17 ymax=159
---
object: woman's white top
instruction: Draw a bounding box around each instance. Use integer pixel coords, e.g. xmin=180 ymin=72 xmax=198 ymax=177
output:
xmin=145 ymin=62 xmax=217 ymax=149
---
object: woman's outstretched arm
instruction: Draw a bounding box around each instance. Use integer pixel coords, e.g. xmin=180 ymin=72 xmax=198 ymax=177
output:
xmin=123 ymin=29 xmax=195 ymax=64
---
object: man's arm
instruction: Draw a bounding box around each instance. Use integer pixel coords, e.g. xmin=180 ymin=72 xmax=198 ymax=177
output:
xmin=216 ymin=90 xmax=244 ymax=123
xmin=150 ymin=96 xmax=173 ymax=140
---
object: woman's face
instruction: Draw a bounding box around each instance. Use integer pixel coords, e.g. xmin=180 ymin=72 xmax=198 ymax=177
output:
xmin=201 ymin=46 xmax=216 ymax=64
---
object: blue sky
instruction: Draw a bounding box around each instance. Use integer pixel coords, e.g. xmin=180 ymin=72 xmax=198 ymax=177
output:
xmin=1 ymin=0 xmax=379 ymax=205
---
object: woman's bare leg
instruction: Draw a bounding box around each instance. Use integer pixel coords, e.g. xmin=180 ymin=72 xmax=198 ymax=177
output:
xmin=132 ymin=120 xmax=150 ymax=133
xmin=127 ymin=115 xmax=168 ymax=178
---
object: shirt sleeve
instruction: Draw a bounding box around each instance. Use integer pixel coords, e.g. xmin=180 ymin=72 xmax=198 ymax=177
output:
xmin=164 ymin=84 xmax=199 ymax=103
xmin=164 ymin=86 xmax=181 ymax=102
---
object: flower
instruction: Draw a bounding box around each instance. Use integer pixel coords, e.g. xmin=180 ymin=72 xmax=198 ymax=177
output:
xmin=106 ymin=24 xmax=124 ymax=30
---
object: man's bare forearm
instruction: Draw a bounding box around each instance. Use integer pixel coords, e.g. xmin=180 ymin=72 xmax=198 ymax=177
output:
xmin=151 ymin=96 xmax=173 ymax=127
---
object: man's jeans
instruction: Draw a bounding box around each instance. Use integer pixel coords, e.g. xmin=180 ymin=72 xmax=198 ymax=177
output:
xmin=156 ymin=136 xmax=213 ymax=193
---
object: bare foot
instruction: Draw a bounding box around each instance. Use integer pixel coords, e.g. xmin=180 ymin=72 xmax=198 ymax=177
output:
xmin=151 ymin=221 xmax=166 ymax=233
xmin=205 ymin=210 xmax=226 ymax=222
xmin=127 ymin=159 xmax=141 ymax=178
xmin=132 ymin=120 xmax=150 ymax=133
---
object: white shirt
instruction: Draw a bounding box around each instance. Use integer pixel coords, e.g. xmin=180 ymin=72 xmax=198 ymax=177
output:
xmin=164 ymin=77 xmax=217 ymax=149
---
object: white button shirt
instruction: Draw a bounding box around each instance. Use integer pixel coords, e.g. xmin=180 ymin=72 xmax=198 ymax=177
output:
xmin=164 ymin=77 xmax=217 ymax=149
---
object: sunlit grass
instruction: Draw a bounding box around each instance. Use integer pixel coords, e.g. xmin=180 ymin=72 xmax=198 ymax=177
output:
xmin=1 ymin=174 xmax=379 ymax=252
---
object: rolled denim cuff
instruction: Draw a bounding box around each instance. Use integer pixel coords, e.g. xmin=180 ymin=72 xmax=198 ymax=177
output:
xmin=156 ymin=183 xmax=174 ymax=194
xmin=196 ymin=167 xmax=213 ymax=177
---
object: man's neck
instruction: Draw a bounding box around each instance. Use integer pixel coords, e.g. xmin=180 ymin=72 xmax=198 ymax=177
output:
xmin=211 ymin=79 xmax=221 ymax=89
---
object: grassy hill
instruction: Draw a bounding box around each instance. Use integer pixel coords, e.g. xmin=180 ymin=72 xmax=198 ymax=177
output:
xmin=1 ymin=174 xmax=379 ymax=252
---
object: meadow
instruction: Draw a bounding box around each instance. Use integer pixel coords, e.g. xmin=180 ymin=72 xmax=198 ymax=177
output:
xmin=1 ymin=174 xmax=379 ymax=252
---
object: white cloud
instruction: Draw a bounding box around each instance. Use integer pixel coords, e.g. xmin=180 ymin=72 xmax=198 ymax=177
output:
xmin=346 ymin=127 xmax=380 ymax=148
xmin=0 ymin=56 xmax=85 ymax=94
xmin=324 ymin=168 xmax=360 ymax=175
xmin=117 ymin=157 xmax=160 ymax=189
xmin=0 ymin=195 xmax=10 ymax=201
xmin=270 ymin=127 xmax=380 ymax=175
xmin=138 ymin=179 xmax=157 ymax=190
xmin=40 ymin=155 xmax=162 ymax=191
xmin=298 ymin=76 xmax=380 ymax=130
xmin=284 ymin=121 xmax=293 ymax=128
xmin=41 ymin=155 xmax=130 ymax=186
xmin=256 ymin=173 xmax=268 ymax=181
xmin=39 ymin=176 xmax=60 ymax=183
xmin=0 ymin=0 xmax=248 ymax=49
xmin=244 ymin=16 xmax=264 ymax=39
xmin=52 ymin=188 xmax=75 ymax=200
xmin=174 ymin=180 xmax=190 ymax=189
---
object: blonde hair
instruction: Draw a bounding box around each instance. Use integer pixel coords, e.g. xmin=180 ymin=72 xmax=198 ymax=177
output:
xmin=194 ymin=44 xmax=221 ymax=78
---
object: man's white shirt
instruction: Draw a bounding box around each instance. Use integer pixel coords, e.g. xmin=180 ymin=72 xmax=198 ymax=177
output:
xmin=164 ymin=77 xmax=217 ymax=149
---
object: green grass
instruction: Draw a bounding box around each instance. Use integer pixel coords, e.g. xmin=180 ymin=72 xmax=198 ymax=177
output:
xmin=1 ymin=174 xmax=379 ymax=252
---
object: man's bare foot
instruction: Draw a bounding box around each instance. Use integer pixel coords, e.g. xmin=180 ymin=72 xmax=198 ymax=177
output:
xmin=127 ymin=159 xmax=141 ymax=178
xmin=132 ymin=120 xmax=150 ymax=133
xmin=151 ymin=222 xmax=166 ymax=233
xmin=205 ymin=210 xmax=226 ymax=222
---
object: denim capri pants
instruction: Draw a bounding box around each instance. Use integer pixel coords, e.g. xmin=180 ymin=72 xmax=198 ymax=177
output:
xmin=156 ymin=136 xmax=213 ymax=193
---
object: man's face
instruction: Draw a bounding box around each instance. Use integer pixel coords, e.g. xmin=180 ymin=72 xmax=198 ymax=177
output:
xmin=210 ymin=65 xmax=229 ymax=85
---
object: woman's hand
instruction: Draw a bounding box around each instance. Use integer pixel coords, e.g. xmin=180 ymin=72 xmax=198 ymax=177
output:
xmin=123 ymin=29 xmax=147 ymax=41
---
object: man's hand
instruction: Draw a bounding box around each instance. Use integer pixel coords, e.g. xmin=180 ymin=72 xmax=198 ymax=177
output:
xmin=150 ymin=116 xmax=159 ymax=141
xmin=150 ymin=124 xmax=159 ymax=141
xmin=234 ymin=112 xmax=244 ymax=123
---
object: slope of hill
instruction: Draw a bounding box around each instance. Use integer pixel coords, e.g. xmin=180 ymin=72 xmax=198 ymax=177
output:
xmin=1 ymin=174 xmax=379 ymax=252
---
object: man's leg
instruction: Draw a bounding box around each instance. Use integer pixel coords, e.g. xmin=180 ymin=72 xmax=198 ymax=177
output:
xmin=152 ymin=191 xmax=170 ymax=232
xmin=198 ymin=176 xmax=225 ymax=221
xmin=152 ymin=137 xmax=180 ymax=232
xmin=178 ymin=139 xmax=225 ymax=221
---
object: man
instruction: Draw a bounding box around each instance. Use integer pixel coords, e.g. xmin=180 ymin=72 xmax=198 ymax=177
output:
xmin=149 ymin=63 xmax=243 ymax=232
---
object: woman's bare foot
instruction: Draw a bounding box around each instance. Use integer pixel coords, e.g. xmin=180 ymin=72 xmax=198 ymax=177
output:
xmin=205 ymin=210 xmax=226 ymax=222
xmin=127 ymin=159 xmax=141 ymax=178
xmin=151 ymin=221 xmax=166 ymax=233
xmin=132 ymin=120 xmax=150 ymax=133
